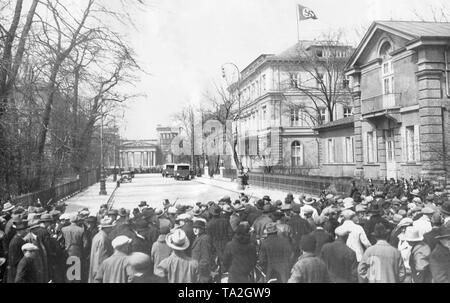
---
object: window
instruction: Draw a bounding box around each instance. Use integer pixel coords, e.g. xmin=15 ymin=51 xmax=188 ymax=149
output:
xmin=318 ymin=108 xmax=326 ymax=124
xmin=345 ymin=137 xmax=354 ymax=163
xmin=290 ymin=73 xmax=300 ymax=88
xmin=262 ymin=106 xmax=267 ymax=128
xmin=290 ymin=108 xmax=299 ymax=126
xmin=380 ymin=42 xmax=394 ymax=95
xmin=316 ymin=49 xmax=323 ymax=57
xmin=262 ymin=74 xmax=266 ymax=91
xmin=291 ymin=141 xmax=303 ymax=166
xmin=327 ymin=139 xmax=335 ymax=163
xmin=343 ymin=107 xmax=352 ymax=118
xmin=367 ymin=132 xmax=377 ymax=163
xmin=403 ymin=126 xmax=420 ymax=162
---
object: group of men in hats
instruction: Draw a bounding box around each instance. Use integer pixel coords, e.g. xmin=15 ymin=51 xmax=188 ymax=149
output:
xmin=2 ymin=174 xmax=450 ymax=283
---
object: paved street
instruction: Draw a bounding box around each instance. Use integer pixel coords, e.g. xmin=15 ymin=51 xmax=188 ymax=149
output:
xmin=66 ymin=174 xmax=240 ymax=213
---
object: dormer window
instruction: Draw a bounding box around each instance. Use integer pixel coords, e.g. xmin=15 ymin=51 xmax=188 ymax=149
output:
xmin=316 ymin=49 xmax=323 ymax=57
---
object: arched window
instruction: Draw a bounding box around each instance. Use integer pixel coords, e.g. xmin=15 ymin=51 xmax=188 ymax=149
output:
xmin=379 ymin=41 xmax=394 ymax=96
xmin=291 ymin=141 xmax=304 ymax=167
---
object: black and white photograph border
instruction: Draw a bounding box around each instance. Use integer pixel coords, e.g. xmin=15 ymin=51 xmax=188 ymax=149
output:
xmin=0 ymin=0 xmax=449 ymax=289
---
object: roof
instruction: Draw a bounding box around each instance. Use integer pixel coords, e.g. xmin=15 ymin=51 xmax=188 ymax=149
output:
xmin=314 ymin=116 xmax=355 ymax=131
xmin=270 ymin=40 xmax=316 ymax=61
xmin=375 ymin=21 xmax=450 ymax=38
xmin=346 ymin=21 xmax=450 ymax=70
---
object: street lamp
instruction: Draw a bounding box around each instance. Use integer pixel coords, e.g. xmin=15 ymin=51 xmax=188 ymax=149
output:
xmin=221 ymin=62 xmax=244 ymax=189
xmin=99 ymin=101 xmax=107 ymax=195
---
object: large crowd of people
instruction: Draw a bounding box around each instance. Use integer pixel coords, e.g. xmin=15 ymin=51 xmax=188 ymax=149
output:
xmin=0 ymin=176 xmax=450 ymax=283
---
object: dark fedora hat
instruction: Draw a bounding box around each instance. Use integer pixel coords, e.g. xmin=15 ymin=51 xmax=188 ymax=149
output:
xmin=192 ymin=220 xmax=206 ymax=230
xmin=368 ymin=204 xmax=383 ymax=214
xmin=209 ymin=205 xmax=221 ymax=216
xmin=138 ymin=201 xmax=148 ymax=207
xmin=439 ymin=201 xmax=450 ymax=216
xmin=371 ymin=223 xmax=391 ymax=238
xmin=13 ymin=220 xmax=29 ymax=231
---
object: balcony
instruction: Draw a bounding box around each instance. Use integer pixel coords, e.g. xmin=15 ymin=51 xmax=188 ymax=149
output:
xmin=361 ymin=93 xmax=402 ymax=117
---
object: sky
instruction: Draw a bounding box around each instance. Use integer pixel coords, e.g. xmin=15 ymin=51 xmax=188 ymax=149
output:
xmin=119 ymin=0 xmax=449 ymax=139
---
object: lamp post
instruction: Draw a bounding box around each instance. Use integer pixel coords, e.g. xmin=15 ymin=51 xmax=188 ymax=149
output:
xmin=221 ymin=62 xmax=244 ymax=189
xmin=99 ymin=102 xmax=107 ymax=195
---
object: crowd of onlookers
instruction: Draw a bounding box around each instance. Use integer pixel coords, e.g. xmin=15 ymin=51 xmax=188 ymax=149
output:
xmin=0 ymin=176 xmax=449 ymax=283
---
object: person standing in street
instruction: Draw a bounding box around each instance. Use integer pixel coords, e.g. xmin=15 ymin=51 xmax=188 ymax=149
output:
xmin=191 ymin=219 xmax=213 ymax=283
xmin=429 ymin=227 xmax=450 ymax=283
xmin=94 ymin=235 xmax=133 ymax=283
xmin=88 ymin=218 xmax=114 ymax=283
xmin=320 ymin=225 xmax=358 ymax=283
xmin=358 ymin=223 xmax=406 ymax=283
xmin=155 ymin=229 xmax=199 ymax=283
xmin=403 ymin=226 xmax=432 ymax=283
xmin=14 ymin=243 xmax=40 ymax=283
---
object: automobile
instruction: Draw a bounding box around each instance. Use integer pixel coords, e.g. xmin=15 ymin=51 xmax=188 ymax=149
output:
xmin=162 ymin=163 xmax=176 ymax=178
xmin=120 ymin=171 xmax=133 ymax=183
xmin=174 ymin=163 xmax=191 ymax=181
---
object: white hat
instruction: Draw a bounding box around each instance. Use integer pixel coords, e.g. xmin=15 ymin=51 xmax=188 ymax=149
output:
xmin=403 ymin=226 xmax=423 ymax=242
xmin=397 ymin=217 xmax=413 ymax=228
xmin=343 ymin=197 xmax=354 ymax=205
xmin=59 ymin=213 xmax=70 ymax=221
xmin=21 ymin=243 xmax=39 ymax=252
xmin=167 ymin=206 xmax=177 ymax=214
xmin=364 ymin=196 xmax=374 ymax=203
xmin=192 ymin=217 xmax=207 ymax=224
xmin=341 ymin=209 xmax=356 ymax=220
xmin=111 ymin=236 xmax=132 ymax=249
xmin=412 ymin=197 xmax=422 ymax=204
xmin=335 ymin=225 xmax=350 ymax=237
xmin=165 ymin=229 xmax=190 ymax=251
xmin=408 ymin=203 xmax=417 ymax=210
xmin=176 ymin=213 xmax=192 ymax=221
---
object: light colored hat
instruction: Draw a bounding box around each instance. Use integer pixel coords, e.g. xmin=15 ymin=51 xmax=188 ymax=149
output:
xmin=335 ymin=225 xmax=350 ymax=237
xmin=397 ymin=217 xmax=413 ymax=228
xmin=2 ymin=202 xmax=14 ymax=212
xmin=99 ymin=217 xmax=115 ymax=228
xmin=421 ymin=207 xmax=434 ymax=215
xmin=167 ymin=206 xmax=177 ymax=214
xmin=408 ymin=203 xmax=417 ymax=210
xmin=341 ymin=209 xmax=356 ymax=220
xmin=393 ymin=214 xmax=403 ymax=224
xmin=166 ymin=229 xmax=190 ymax=251
xmin=326 ymin=194 xmax=334 ymax=200
xmin=403 ymin=226 xmax=423 ymax=242
xmin=304 ymin=196 xmax=314 ymax=205
xmin=411 ymin=189 xmax=421 ymax=196
xmin=59 ymin=213 xmax=70 ymax=221
xmin=343 ymin=197 xmax=354 ymax=204
xmin=398 ymin=209 xmax=407 ymax=217
xmin=342 ymin=201 xmax=354 ymax=210
xmin=400 ymin=197 xmax=409 ymax=203
xmin=112 ymin=235 xmax=132 ymax=249
xmin=412 ymin=197 xmax=422 ymax=204
xmin=192 ymin=217 xmax=207 ymax=224
xmin=21 ymin=243 xmax=39 ymax=252
xmin=355 ymin=204 xmax=367 ymax=213
xmin=365 ymin=196 xmax=374 ymax=203
xmin=127 ymin=252 xmax=151 ymax=271
xmin=176 ymin=213 xmax=192 ymax=221
xmin=221 ymin=204 xmax=233 ymax=213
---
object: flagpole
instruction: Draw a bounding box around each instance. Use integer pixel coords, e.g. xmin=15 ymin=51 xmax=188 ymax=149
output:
xmin=296 ymin=4 xmax=300 ymax=41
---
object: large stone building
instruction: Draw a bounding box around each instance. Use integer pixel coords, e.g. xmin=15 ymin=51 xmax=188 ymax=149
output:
xmin=318 ymin=21 xmax=450 ymax=184
xmin=232 ymin=40 xmax=353 ymax=171
xmin=119 ymin=140 xmax=158 ymax=170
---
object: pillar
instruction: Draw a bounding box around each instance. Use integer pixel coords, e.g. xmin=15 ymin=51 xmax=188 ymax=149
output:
xmin=152 ymin=151 xmax=156 ymax=166
xmin=350 ymin=70 xmax=364 ymax=179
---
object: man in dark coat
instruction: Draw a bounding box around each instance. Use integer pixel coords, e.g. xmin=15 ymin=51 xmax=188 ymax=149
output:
xmin=15 ymin=243 xmax=40 ymax=283
xmin=320 ymin=225 xmax=358 ymax=283
xmin=309 ymin=216 xmax=333 ymax=256
xmin=206 ymin=207 xmax=233 ymax=270
xmin=288 ymin=234 xmax=330 ymax=283
xmin=6 ymin=221 xmax=28 ymax=283
xmin=191 ymin=220 xmax=213 ymax=283
xmin=223 ymin=223 xmax=257 ymax=283
xmin=430 ymin=227 xmax=450 ymax=283
xmin=364 ymin=204 xmax=394 ymax=245
xmin=258 ymin=223 xmax=293 ymax=283
xmin=288 ymin=204 xmax=313 ymax=261
xmin=247 ymin=199 xmax=264 ymax=227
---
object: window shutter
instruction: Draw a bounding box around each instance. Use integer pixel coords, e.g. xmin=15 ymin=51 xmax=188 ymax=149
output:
xmin=362 ymin=132 xmax=367 ymax=163
xmin=400 ymin=127 xmax=407 ymax=162
xmin=414 ymin=125 xmax=420 ymax=162
xmin=300 ymin=144 xmax=304 ymax=166
xmin=342 ymin=137 xmax=347 ymax=163
xmin=350 ymin=137 xmax=354 ymax=163
xmin=373 ymin=130 xmax=378 ymax=163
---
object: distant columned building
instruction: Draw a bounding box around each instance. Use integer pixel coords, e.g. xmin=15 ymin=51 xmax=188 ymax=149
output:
xmin=119 ymin=140 xmax=158 ymax=169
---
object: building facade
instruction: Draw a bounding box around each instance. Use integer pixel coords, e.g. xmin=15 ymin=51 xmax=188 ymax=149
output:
xmin=156 ymin=125 xmax=179 ymax=164
xmin=232 ymin=41 xmax=353 ymax=172
xmin=342 ymin=21 xmax=450 ymax=183
xmin=119 ymin=140 xmax=158 ymax=170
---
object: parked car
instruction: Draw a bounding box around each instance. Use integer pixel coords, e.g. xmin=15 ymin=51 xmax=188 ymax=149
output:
xmin=174 ymin=164 xmax=191 ymax=181
xmin=162 ymin=163 xmax=176 ymax=178
xmin=120 ymin=171 xmax=133 ymax=183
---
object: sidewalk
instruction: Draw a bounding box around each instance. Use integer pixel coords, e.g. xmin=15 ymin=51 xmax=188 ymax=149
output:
xmin=64 ymin=177 xmax=117 ymax=213
xmin=196 ymin=175 xmax=298 ymax=203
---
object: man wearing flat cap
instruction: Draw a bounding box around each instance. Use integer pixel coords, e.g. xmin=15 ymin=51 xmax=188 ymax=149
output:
xmin=320 ymin=225 xmax=358 ymax=283
xmin=15 ymin=243 xmax=40 ymax=283
xmin=89 ymin=217 xmax=114 ymax=283
xmin=94 ymin=235 xmax=133 ymax=283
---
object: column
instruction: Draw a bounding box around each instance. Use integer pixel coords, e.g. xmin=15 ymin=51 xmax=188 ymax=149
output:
xmin=152 ymin=151 xmax=156 ymax=166
xmin=140 ymin=152 xmax=144 ymax=167
xmin=147 ymin=152 xmax=150 ymax=167
xmin=350 ymin=70 xmax=364 ymax=179
xmin=417 ymin=46 xmax=446 ymax=182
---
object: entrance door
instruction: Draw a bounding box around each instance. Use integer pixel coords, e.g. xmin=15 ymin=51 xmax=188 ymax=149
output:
xmin=385 ymin=129 xmax=397 ymax=179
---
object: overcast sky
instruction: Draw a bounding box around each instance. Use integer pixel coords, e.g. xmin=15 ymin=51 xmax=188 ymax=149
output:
xmin=120 ymin=0 xmax=449 ymax=139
